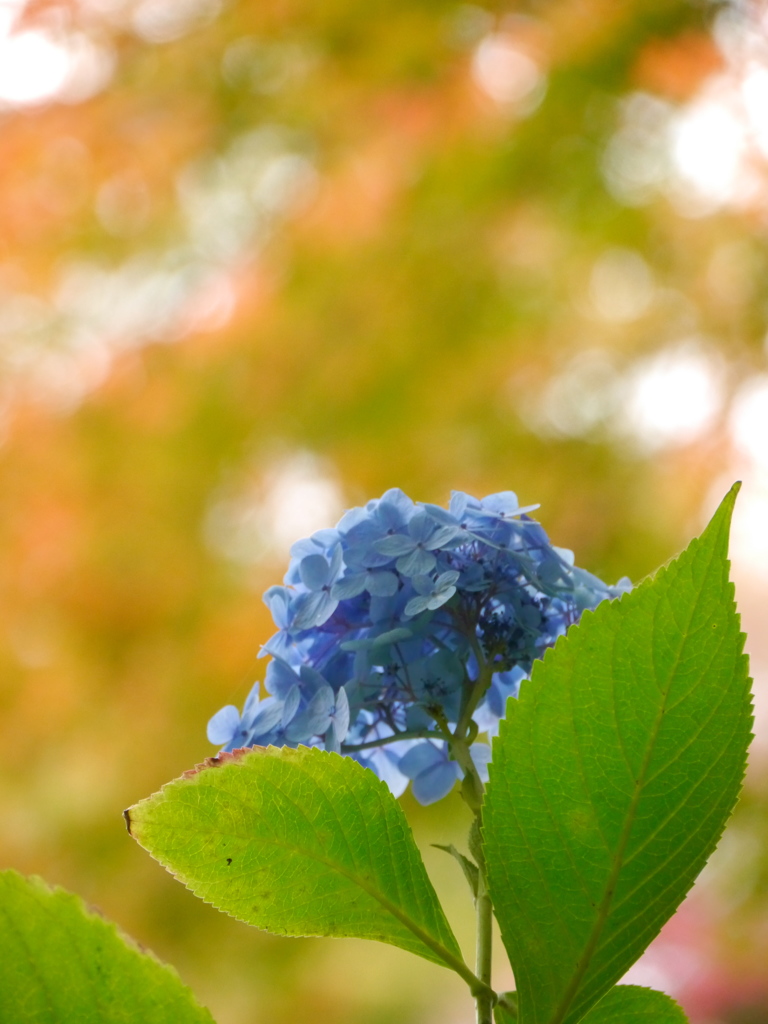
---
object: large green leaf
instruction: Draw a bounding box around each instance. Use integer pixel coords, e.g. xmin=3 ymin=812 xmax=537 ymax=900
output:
xmin=127 ymin=744 xmax=468 ymax=976
xmin=492 ymin=985 xmax=687 ymax=1023
xmin=579 ymin=986 xmax=688 ymax=1023
xmin=484 ymin=485 xmax=752 ymax=1024
xmin=0 ymin=870 xmax=213 ymax=1023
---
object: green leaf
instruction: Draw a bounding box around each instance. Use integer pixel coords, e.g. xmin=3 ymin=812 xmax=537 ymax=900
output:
xmin=0 ymin=869 xmax=213 ymax=1023
xmin=484 ymin=485 xmax=752 ymax=1024
xmin=579 ymin=985 xmax=688 ymax=1023
xmin=127 ymin=745 xmax=467 ymax=977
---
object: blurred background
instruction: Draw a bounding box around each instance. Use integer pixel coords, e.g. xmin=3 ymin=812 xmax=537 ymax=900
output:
xmin=0 ymin=0 xmax=767 ymax=1020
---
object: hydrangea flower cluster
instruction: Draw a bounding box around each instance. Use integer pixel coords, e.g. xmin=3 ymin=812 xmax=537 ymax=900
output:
xmin=208 ymin=488 xmax=630 ymax=804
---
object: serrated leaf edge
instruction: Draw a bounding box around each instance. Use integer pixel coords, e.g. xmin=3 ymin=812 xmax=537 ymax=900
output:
xmin=0 ymin=868 xmax=213 ymax=1021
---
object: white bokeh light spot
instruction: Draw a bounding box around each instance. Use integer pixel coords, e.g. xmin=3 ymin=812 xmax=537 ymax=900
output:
xmin=204 ymin=451 xmax=345 ymax=567
xmin=729 ymin=375 xmax=768 ymax=470
xmin=741 ymin=63 xmax=768 ymax=158
xmin=0 ymin=17 xmax=114 ymax=109
xmin=670 ymin=89 xmax=748 ymax=212
xmin=0 ymin=31 xmax=70 ymax=105
xmin=471 ymin=32 xmax=544 ymax=107
xmin=621 ymin=344 xmax=724 ymax=450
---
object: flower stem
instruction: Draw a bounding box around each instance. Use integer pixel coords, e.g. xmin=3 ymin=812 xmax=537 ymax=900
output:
xmin=449 ymin=716 xmax=495 ymax=1023
xmin=341 ymin=728 xmax=444 ymax=753
xmin=475 ymin=872 xmax=494 ymax=1024
xmin=455 ymin=656 xmax=494 ymax=741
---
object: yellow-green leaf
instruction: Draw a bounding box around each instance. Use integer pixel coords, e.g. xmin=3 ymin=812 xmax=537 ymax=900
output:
xmin=0 ymin=870 xmax=213 ymax=1023
xmin=127 ymin=745 xmax=466 ymax=975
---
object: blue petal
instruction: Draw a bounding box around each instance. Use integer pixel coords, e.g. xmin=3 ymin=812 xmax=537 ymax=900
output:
xmin=469 ymin=742 xmax=492 ymax=783
xmin=449 ymin=491 xmax=472 ymax=519
xmin=369 ymin=592 xmax=401 ymax=623
xmin=396 ymin=547 xmax=436 ymax=577
xmin=286 ymin=684 xmax=335 ymax=741
xmin=262 ymin=585 xmax=293 ymax=628
xmin=359 ymin=747 xmax=410 ymax=798
xmin=260 ymin=630 xmax=295 ymax=661
xmin=424 ymin=524 xmax=460 ymax=550
xmin=249 ymin=696 xmax=284 ymax=736
xmin=399 ymin=741 xmax=446 ymax=778
xmin=612 ymin=576 xmax=633 ymax=596
xmin=207 ymin=705 xmax=241 ymax=746
xmin=242 ymin=681 xmax=263 ymax=721
xmin=373 ymin=534 xmax=415 ymax=557
xmin=299 ymin=553 xmax=332 ymax=591
xmin=298 ymin=664 xmax=329 ymax=696
xmin=421 ymin=502 xmax=458 ymax=527
xmin=343 ymin=519 xmax=383 ymax=550
xmin=404 ymin=595 xmax=430 ymax=617
xmin=377 ymin=489 xmax=414 ymax=528
xmin=358 ymin=545 xmax=395 ymax=569
xmin=407 ymin=511 xmax=434 ymax=543
xmin=332 ymin=685 xmax=350 ymax=740
xmin=293 ymin=590 xmax=337 ymax=629
xmin=312 ymin=528 xmax=342 ymax=549
xmin=425 ymin=584 xmax=456 ymax=610
xmin=281 ymin=684 xmax=301 ymax=726
xmin=481 ymin=491 xmax=520 ymax=515
xmin=411 ymin=761 xmax=460 ymax=805
xmin=410 ymin=573 xmax=434 ymax=595
xmin=366 ymin=570 xmax=399 ymax=597
xmin=302 ymin=685 xmax=335 ymax=733
xmin=313 ymin=593 xmax=342 ymax=622
xmin=325 ymin=720 xmax=342 ymax=753
xmin=265 ymin=658 xmax=299 ymax=699
xmin=336 ymin=505 xmax=368 ymax=533
xmin=435 ymin=570 xmax=460 ymax=589
xmin=483 ymin=685 xmax=504 ymax=719
xmin=329 ymin=543 xmax=343 ymax=579
xmin=331 ymin=573 xmax=367 ymax=600
xmin=289 ymin=536 xmax=324 ymax=561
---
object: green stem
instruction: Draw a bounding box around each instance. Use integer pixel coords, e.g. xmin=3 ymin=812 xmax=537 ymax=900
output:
xmin=475 ymin=877 xmax=494 ymax=1024
xmin=466 ymin=802 xmax=494 ymax=1024
xmin=456 ymin=657 xmax=494 ymax=741
xmin=448 ymin=646 xmax=498 ymax=1022
xmin=341 ymin=729 xmax=444 ymax=753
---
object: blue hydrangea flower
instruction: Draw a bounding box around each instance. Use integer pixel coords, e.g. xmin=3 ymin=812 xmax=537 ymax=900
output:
xmin=207 ymin=487 xmax=631 ymax=804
